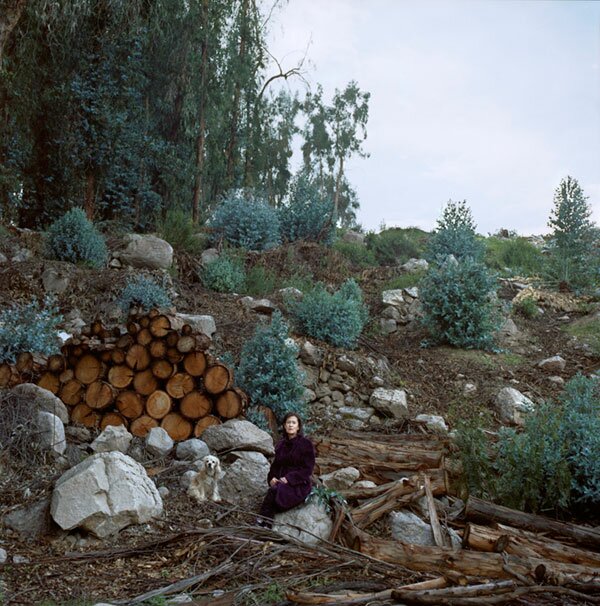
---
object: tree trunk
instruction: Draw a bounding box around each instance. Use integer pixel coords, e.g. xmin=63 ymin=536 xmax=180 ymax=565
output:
xmin=0 ymin=0 xmax=27 ymax=67
xmin=84 ymin=170 xmax=95 ymax=220
xmin=146 ymin=390 xmax=172 ymax=419
xmin=465 ymin=496 xmax=600 ymax=551
xmin=333 ymin=155 xmax=344 ymax=218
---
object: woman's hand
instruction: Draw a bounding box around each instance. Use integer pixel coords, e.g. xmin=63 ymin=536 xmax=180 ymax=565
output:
xmin=280 ymin=477 xmax=288 ymax=484
xmin=269 ymin=478 xmax=280 ymax=487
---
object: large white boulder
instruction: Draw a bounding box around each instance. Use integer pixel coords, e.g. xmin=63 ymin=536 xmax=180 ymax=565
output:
xmin=120 ymin=234 xmax=173 ymax=270
xmin=320 ymin=467 xmax=360 ymax=491
xmin=50 ymin=452 xmax=162 ymax=538
xmin=382 ymin=290 xmax=405 ymax=307
xmin=272 ymin=499 xmax=332 ymax=546
xmin=390 ymin=510 xmax=435 ymax=546
xmin=538 ymin=356 xmax=566 ymax=373
xmin=174 ymin=313 xmax=217 ymax=338
xmin=145 ymin=427 xmax=174 ymax=457
xmin=369 ymin=388 xmax=409 ymax=419
xmin=202 ymin=419 xmax=274 ymax=456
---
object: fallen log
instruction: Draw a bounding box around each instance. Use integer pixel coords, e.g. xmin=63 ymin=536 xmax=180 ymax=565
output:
xmin=464 ymin=522 xmax=600 ymax=568
xmin=465 ymin=496 xmax=600 ymax=551
xmin=352 ymin=528 xmax=600 ymax=583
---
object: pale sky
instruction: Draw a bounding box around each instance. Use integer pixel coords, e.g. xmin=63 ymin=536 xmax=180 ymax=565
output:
xmin=268 ymin=0 xmax=600 ymax=235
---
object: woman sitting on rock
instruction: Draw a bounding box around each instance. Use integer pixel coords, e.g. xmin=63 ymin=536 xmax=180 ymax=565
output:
xmin=256 ymin=412 xmax=315 ymax=528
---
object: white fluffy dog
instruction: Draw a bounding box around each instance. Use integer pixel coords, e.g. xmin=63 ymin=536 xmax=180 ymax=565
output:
xmin=188 ymin=455 xmax=222 ymax=503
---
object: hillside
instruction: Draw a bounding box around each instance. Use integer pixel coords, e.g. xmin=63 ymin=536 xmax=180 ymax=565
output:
xmin=0 ymin=228 xmax=599 ymax=605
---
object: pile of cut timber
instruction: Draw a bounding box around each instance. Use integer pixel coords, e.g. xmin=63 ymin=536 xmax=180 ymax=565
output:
xmin=0 ymin=310 xmax=247 ymax=440
xmin=300 ymin=429 xmax=600 ymax=605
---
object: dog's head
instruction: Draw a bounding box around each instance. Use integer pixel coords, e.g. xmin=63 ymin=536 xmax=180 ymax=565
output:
xmin=202 ymin=455 xmax=221 ymax=476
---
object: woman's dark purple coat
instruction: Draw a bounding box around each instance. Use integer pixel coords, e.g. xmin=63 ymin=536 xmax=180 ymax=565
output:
xmin=267 ymin=434 xmax=315 ymax=510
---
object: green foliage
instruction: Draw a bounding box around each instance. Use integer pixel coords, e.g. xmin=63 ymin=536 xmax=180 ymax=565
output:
xmin=455 ymin=375 xmax=600 ymax=513
xmin=279 ymin=172 xmax=335 ymax=244
xmin=201 ymin=254 xmax=246 ymax=293
xmin=309 ymin=485 xmax=347 ymax=514
xmin=45 ymin=208 xmax=108 ymax=267
xmin=209 ymin=192 xmax=281 ymax=251
xmin=241 ymin=582 xmax=286 ymax=606
xmin=565 ymin=316 xmax=600 ymax=356
xmin=117 ymin=275 xmax=171 ymax=312
xmin=427 ymin=200 xmax=483 ymax=263
xmin=288 ymin=279 xmax=368 ymax=349
xmin=484 ymin=237 xmax=544 ymax=276
xmin=0 ymin=297 xmax=62 ymax=363
xmin=244 ymin=265 xmax=277 ymax=296
xmin=332 ymin=240 xmax=377 ymax=268
xmin=237 ymin=312 xmax=305 ymax=423
xmin=546 ymin=176 xmax=596 ymax=290
xmin=158 ymin=209 xmax=203 ymax=253
xmin=420 ymin=256 xmax=500 ymax=349
xmin=365 ymin=227 xmax=428 ymax=266
xmin=512 ymin=296 xmax=539 ymax=319
xmin=560 ymin=375 xmax=600 ymax=506
xmin=495 ymin=404 xmax=572 ymax=512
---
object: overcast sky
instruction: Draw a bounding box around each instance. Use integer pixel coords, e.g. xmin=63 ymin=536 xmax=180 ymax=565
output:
xmin=268 ymin=0 xmax=600 ymax=235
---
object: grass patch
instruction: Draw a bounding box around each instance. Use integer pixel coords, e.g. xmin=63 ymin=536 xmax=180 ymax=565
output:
xmin=244 ymin=265 xmax=278 ymax=296
xmin=484 ymin=236 xmax=544 ymax=276
xmin=332 ymin=240 xmax=377 ymax=268
xmin=382 ymin=269 xmax=426 ymax=291
xmin=565 ymin=316 xmax=600 ymax=355
xmin=366 ymin=226 xmax=429 ymax=266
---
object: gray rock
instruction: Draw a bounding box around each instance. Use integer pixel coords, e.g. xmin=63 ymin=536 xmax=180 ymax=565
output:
xmin=401 ymin=258 xmax=428 ymax=273
xmin=200 ymin=248 xmax=219 ymax=266
xmin=12 ymin=555 xmax=29 ymax=564
xmin=4 ymin=498 xmax=53 ymax=538
xmin=548 ymin=376 xmax=565 ymax=386
xmin=109 ymin=258 xmax=122 ymax=268
xmin=219 ymin=452 xmax=269 ymax=504
xmin=120 ymin=234 xmax=173 ymax=270
xmin=202 ymin=419 xmax=274 ymax=456
xmin=158 ymin=486 xmax=169 ymax=499
xmin=463 ymin=382 xmax=477 ymax=396
xmin=50 ymin=452 xmax=163 ymax=538
xmin=42 ymin=267 xmax=70 ymax=294
xmin=538 ymin=355 xmax=566 ymax=373
xmin=380 ymin=318 xmax=397 ymax=335
xmin=390 ymin=510 xmax=435 ymax=546
xmin=0 ymin=548 xmax=7 ymax=563
xmin=336 ymin=355 xmax=357 ymax=373
xmin=415 ymin=414 xmax=448 ymax=433
xmin=320 ymin=466 xmax=360 ymax=490
xmin=404 ymin=286 xmax=420 ymax=299
xmin=381 ymin=306 xmax=401 ymax=321
xmin=370 ymin=388 xmax=409 ymax=419
xmin=300 ymin=340 xmax=323 ymax=366
xmin=176 ymin=439 xmax=209 ymax=461
xmin=353 ymin=480 xmax=377 ymax=489
xmin=240 ymin=296 xmax=276 ymax=314
xmin=36 ymin=411 xmax=66 ymax=454
xmin=12 ymin=383 xmax=69 ymax=424
xmin=382 ymin=289 xmax=404 ymax=307
xmin=12 ymin=248 xmax=32 ymax=263
xmin=338 ymin=406 xmax=374 ymax=422
xmin=145 ymin=427 xmax=174 ymax=457
xmin=499 ymin=318 xmax=520 ymax=338
xmin=0 ymin=252 xmax=7 ymax=264
xmin=174 ymin=313 xmax=216 ymax=338
xmin=341 ymin=230 xmax=365 ymax=245
xmin=65 ymin=426 xmax=92 ymax=442
xmin=272 ymin=499 xmax=332 ymax=545
xmin=495 ymin=387 xmax=535 ymax=425
xmin=278 ymin=287 xmax=303 ymax=300
xmin=181 ymin=470 xmax=196 ymax=489
xmin=91 ymin=425 xmax=133 ymax=454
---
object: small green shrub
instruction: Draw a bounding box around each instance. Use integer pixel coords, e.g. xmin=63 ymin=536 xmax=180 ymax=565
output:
xmin=426 ymin=200 xmax=483 ymax=263
xmin=117 ymin=275 xmax=171 ymax=312
xmin=209 ymin=191 xmax=280 ymax=251
xmin=332 ymin=240 xmax=377 ymax=268
xmin=45 ymin=208 xmax=108 ymax=267
xmin=279 ymin=173 xmax=335 ymax=244
xmin=244 ymin=265 xmax=277 ymax=296
xmin=237 ymin=311 xmax=306 ymax=423
xmin=288 ymin=279 xmax=368 ymax=349
xmin=0 ymin=297 xmax=62 ymax=363
xmin=158 ymin=208 xmax=203 ymax=253
xmin=565 ymin=316 xmax=600 ymax=356
xmin=495 ymin=404 xmax=572 ymax=512
xmin=420 ymin=257 xmax=500 ymax=349
xmin=485 ymin=236 xmax=544 ymax=275
xmin=201 ymin=254 xmax=246 ymax=293
xmin=512 ymin=296 xmax=539 ymax=319
xmin=365 ymin=227 xmax=427 ymax=266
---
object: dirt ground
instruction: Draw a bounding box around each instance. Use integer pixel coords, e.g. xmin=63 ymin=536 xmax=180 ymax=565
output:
xmin=0 ymin=237 xmax=599 ymax=605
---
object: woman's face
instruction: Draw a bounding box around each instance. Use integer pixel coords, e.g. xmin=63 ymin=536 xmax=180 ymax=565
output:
xmin=284 ymin=415 xmax=300 ymax=438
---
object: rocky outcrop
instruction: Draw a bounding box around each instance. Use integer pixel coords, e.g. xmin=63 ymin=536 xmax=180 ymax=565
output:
xmin=202 ymin=419 xmax=274 ymax=456
xmin=118 ymin=234 xmax=173 ymax=270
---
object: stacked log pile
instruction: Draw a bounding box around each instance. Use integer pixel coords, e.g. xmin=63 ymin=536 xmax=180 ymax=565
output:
xmin=0 ymin=310 xmax=247 ymax=440
xmin=297 ymin=429 xmax=600 ymax=605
